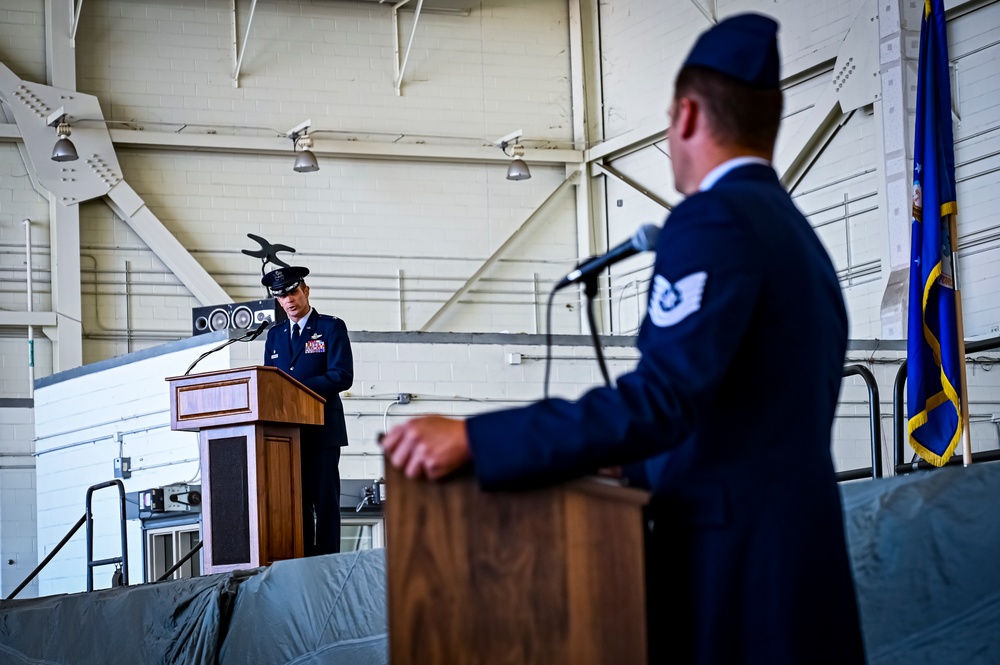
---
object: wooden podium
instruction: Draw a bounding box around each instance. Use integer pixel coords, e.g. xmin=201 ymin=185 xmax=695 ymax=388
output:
xmin=385 ymin=462 xmax=650 ymax=665
xmin=166 ymin=366 xmax=325 ymax=574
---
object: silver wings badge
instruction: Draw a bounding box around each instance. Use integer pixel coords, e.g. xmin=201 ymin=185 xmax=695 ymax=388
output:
xmin=649 ymin=272 xmax=707 ymax=327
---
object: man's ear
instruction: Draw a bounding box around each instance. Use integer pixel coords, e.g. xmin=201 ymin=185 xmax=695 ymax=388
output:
xmin=675 ymin=97 xmax=699 ymax=141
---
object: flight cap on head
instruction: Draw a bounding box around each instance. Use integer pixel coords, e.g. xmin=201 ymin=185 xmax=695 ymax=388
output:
xmin=261 ymin=265 xmax=309 ymax=297
xmin=682 ymin=13 xmax=781 ymax=89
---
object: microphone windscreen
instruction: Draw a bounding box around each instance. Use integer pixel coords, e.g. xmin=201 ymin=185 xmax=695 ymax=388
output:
xmin=632 ymin=223 xmax=661 ymax=252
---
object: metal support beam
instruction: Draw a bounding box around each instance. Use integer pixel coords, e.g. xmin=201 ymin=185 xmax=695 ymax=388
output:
xmin=593 ymin=162 xmax=676 ymax=211
xmin=232 ymin=0 xmax=260 ymax=88
xmin=45 ymin=0 xmax=76 ymax=89
xmin=420 ymin=173 xmax=579 ymax=331
xmin=687 ymin=0 xmax=716 ymax=25
xmin=0 ymin=312 xmax=58 ymax=328
xmin=774 ymin=87 xmax=847 ymax=192
xmin=569 ymin=0 xmax=603 ymax=333
xmin=71 ymin=0 xmax=84 ymax=47
xmin=105 ymin=181 xmax=232 ymax=306
xmin=48 ymin=199 xmax=83 ymax=371
xmin=876 ymin=0 xmax=923 ymax=339
xmin=394 ymin=0 xmax=424 ymax=96
xmin=106 ymin=128 xmax=582 ymax=164
xmin=585 ymin=117 xmax=668 ymax=164
xmin=42 ymin=0 xmax=84 ymax=371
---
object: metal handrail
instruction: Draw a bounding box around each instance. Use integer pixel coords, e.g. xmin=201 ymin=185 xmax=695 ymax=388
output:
xmin=837 ymin=364 xmax=883 ymax=481
xmin=86 ymin=479 xmax=129 ymax=592
xmin=893 ymin=335 xmax=1000 ymax=474
xmin=3 ymin=513 xmax=86 ymax=601
xmin=155 ymin=540 xmax=204 ymax=583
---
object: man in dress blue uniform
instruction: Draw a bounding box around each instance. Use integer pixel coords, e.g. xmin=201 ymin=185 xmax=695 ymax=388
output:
xmin=262 ymin=265 xmax=354 ymax=556
xmin=382 ymin=13 xmax=866 ymax=664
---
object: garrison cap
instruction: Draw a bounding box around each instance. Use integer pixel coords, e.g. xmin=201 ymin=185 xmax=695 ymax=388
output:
xmin=683 ymin=13 xmax=781 ymax=89
xmin=261 ymin=265 xmax=309 ymax=297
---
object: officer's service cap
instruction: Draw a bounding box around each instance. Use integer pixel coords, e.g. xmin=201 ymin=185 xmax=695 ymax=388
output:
xmin=261 ymin=266 xmax=309 ymax=297
xmin=683 ymin=13 xmax=780 ymax=89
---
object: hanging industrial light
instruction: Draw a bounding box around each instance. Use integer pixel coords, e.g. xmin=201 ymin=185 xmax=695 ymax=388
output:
xmin=505 ymin=143 xmax=531 ymax=181
xmin=496 ymin=129 xmax=530 ymax=181
xmin=287 ymin=119 xmax=319 ymax=173
xmin=50 ymin=116 xmax=78 ymax=162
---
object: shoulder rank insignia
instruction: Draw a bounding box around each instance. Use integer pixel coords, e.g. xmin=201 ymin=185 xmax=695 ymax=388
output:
xmin=649 ymin=272 xmax=707 ymax=328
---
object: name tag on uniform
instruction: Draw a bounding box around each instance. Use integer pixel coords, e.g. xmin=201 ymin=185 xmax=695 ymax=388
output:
xmin=270 ymin=352 xmax=279 ymax=359
xmin=305 ymin=340 xmax=325 ymax=354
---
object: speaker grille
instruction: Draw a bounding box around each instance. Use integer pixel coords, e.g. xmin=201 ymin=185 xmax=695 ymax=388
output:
xmin=231 ymin=305 xmax=253 ymax=329
xmin=192 ymin=299 xmax=287 ymax=336
xmin=207 ymin=435 xmax=251 ymax=565
xmin=208 ymin=308 xmax=230 ymax=331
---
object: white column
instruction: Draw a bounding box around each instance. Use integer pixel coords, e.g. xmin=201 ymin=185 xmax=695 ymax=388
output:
xmin=875 ymin=0 xmax=922 ymax=339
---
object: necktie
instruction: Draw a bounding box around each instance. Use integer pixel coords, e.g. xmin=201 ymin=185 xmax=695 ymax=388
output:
xmin=293 ymin=323 xmax=301 ymax=342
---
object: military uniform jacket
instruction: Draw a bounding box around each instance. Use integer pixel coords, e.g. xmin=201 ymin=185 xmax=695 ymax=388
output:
xmin=264 ymin=310 xmax=353 ymax=449
xmin=466 ymin=164 xmax=865 ymax=664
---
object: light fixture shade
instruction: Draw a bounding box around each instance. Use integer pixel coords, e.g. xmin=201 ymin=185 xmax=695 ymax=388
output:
xmin=506 ymin=157 xmax=531 ymax=181
xmin=293 ymin=149 xmax=319 ymax=173
xmin=51 ymin=137 xmax=79 ymax=162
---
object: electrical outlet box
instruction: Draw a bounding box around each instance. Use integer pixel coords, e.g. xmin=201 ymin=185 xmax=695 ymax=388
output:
xmin=114 ymin=457 xmax=131 ymax=479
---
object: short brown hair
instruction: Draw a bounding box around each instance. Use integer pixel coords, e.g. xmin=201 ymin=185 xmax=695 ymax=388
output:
xmin=673 ymin=65 xmax=783 ymax=153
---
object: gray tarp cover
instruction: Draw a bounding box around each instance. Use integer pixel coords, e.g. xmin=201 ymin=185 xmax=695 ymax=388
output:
xmin=0 ymin=568 xmax=242 ymax=664
xmin=0 ymin=549 xmax=386 ymax=665
xmin=842 ymin=461 xmax=1000 ymax=664
xmin=217 ymin=548 xmax=387 ymax=665
xmin=3 ymin=465 xmax=1000 ymax=664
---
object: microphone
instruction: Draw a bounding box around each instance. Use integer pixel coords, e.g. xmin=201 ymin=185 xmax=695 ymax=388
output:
xmin=555 ymin=223 xmax=660 ymax=291
xmin=184 ymin=320 xmax=269 ymax=376
xmin=246 ymin=319 xmax=269 ymax=341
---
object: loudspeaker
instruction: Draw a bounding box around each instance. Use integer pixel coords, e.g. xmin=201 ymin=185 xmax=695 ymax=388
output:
xmin=192 ymin=299 xmax=287 ymax=336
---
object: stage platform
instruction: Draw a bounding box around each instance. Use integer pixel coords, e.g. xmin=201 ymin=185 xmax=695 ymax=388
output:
xmin=2 ymin=462 xmax=999 ymax=664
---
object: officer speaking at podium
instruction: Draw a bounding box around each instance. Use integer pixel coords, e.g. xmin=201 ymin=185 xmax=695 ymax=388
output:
xmin=262 ymin=265 xmax=354 ymax=556
xmin=382 ymin=13 xmax=866 ymax=665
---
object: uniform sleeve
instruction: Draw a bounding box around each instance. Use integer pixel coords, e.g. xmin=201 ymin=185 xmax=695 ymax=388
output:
xmin=468 ymin=194 xmax=764 ymax=490
xmin=263 ymin=329 xmax=275 ymax=367
xmin=299 ymin=317 xmax=354 ymax=397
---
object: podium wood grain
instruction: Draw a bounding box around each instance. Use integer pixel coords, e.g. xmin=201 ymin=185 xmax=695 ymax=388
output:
xmin=386 ymin=462 xmax=649 ymax=665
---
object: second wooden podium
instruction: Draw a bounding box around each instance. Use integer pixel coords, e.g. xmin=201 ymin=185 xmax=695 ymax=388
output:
xmin=167 ymin=366 xmax=325 ymax=574
xmin=386 ymin=462 xmax=650 ymax=664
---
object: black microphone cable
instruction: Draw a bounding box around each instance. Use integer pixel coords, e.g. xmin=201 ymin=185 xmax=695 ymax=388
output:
xmin=184 ymin=320 xmax=269 ymax=376
xmin=543 ymin=287 xmax=557 ymax=399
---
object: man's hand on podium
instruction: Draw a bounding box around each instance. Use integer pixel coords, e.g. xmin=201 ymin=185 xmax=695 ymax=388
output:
xmin=381 ymin=415 xmax=471 ymax=481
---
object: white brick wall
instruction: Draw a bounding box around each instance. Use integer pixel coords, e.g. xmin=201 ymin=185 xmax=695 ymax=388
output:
xmin=0 ymin=144 xmax=53 ymax=320
xmin=0 ymin=404 xmax=37 ymax=600
xmin=0 ymin=0 xmax=46 ymax=84
xmin=77 ymin=0 xmax=572 ymax=142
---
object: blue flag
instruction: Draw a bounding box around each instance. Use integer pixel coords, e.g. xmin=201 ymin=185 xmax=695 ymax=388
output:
xmin=907 ymin=0 xmax=962 ymax=466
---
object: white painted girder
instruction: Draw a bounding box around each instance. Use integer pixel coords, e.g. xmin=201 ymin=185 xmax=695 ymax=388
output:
xmin=105 ymin=181 xmax=232 ymax=306
xmin=419 ymin=172 xmax=579 ymax=332
xmin=0 ymin=312 xmax=58 ymax=328
xmin=107 ymin=129 xmax=582 ymax=165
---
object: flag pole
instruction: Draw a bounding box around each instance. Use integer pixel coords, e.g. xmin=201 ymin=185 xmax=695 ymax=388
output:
xmin=949 ymin=215 xmax=972 ymax=466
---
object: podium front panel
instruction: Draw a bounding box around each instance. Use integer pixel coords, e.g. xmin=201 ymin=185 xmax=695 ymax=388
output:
xmin=256 ymin=428 xmax=303 ymax=563
xmin=176 ymin=378 xmax=253 ymax=424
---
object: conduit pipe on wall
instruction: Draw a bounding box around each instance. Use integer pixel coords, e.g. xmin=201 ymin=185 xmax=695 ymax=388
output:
xmin=24 ymin=218 xmax=34 ymax=398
